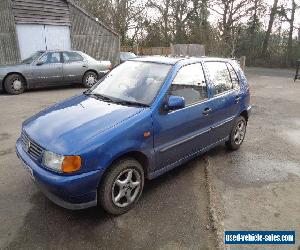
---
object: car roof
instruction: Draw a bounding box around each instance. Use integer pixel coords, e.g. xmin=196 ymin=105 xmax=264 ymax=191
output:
xmin=39 ymin=50 xmax=83 ymax=53
xmin=130 ymin=56 xmax=233 ymax=65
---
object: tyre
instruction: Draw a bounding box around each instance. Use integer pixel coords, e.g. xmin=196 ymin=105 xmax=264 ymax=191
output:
xmin=99 ymin=158 xmax=144 ymax=215
xmin=225 ymin=116 xmax=247 ymax=150
xmin=4 ymin=74 xmax=26 ymax=95
xmin=82 ymin=71 xmax=98 ymax=88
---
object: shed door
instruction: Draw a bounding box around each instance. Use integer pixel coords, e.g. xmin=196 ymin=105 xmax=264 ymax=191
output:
xmin=16 ymin=24 xmax=46 ymax=60
xmin=16 ymin=24 xmax=71 ymax=60
xmin=44 ymin=25 xmax=71 ymax=51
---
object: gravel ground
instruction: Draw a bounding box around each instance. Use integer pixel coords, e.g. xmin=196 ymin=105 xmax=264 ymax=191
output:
xmin=0 ymin=66 xmax=298 ymax=250
xmin=207 ymin=67 xmax=300 ymax=249
xmin=0 ymin=86 xmax=215 ymax=249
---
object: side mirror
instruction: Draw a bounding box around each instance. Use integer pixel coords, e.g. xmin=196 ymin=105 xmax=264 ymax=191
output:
xmin=36 ymin=60 xmax=44 ymax=66
xmin=164 ymin=95 xmax=185 ymax=111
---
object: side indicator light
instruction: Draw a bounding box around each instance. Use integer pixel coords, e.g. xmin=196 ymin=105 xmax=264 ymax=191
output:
xmin=144 ymin=131 xmax=151 ymax=138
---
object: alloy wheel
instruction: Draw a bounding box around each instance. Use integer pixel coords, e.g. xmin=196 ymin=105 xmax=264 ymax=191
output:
xmin=233 ymin=120 xmax=246 ymax=145
xmin=112 ymin=168 xmax=141 ymax=208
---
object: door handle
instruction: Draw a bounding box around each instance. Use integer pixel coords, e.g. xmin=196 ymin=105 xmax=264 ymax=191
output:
xmin=82 ymin=65 xmax=87 ymax=68
xmin=203 ymin=107 xmax=212 ymax=116
xmin=235 ymin=96 xmax=241 ymax=103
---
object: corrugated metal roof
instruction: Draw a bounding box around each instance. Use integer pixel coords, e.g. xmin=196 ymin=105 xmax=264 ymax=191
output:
xmin=12 ymin=0 xmax=71 ymax=26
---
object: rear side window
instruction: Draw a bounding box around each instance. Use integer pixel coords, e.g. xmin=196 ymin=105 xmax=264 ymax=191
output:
xmin=205 ymin=61 xmax=232 ymax=95
xmin=170 ymin=63 xmax=208 ymax=106
xmin=63 ymin=52 xmax=84 ymax=63
xmin=226 ymin=63 xmax=240 ymax=89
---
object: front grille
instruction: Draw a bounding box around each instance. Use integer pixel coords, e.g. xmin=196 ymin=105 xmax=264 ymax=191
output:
xmin=21 ymin=132 xmax=44 ymax=159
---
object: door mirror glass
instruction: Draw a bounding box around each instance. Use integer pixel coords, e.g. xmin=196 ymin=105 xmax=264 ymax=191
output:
xmin=165 ymin=95 xmax=185 ymax=111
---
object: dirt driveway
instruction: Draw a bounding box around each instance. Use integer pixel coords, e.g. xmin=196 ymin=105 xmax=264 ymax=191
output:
xmin=0 ymin=67 xmax=299 ymax=249
xmin=0 ymin=86 xmax=214 ymax=249
xmin=207 ymin=67 xmax=300 ymax=249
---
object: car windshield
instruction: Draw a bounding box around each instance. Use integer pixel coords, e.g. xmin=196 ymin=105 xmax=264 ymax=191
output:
xmin=88 ymin=61 xmax=171 ymax=106
xmin=22 ymin=51 xmax=44 ymax=64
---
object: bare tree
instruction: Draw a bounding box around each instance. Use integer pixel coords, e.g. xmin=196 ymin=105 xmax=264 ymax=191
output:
xmin=209 ymin=0 xmax=251 ymax=56
xmin=75 ymin=0 xmax=146 ymax=44
xmin=279 ymin=0 xmax=298 ymax=65
xmin=148 ymin=0 xmax=172 ymax=45
xmin=261 ymin=0 xmax=279 ymax=57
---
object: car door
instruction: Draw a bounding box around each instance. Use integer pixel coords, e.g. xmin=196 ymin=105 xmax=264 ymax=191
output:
xmin=31 ymin=52 xmax=63 ymax=87
xmin=203 ymin=61 xmax=241 ymax=143
xmin=153 ymin=63 xmax=215 ymax=170
xmin=62 ymin=51 xmax=86 ymax=83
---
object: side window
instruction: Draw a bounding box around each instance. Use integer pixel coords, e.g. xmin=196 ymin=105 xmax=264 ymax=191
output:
xmin=227 ymin=63 xmax=240 ymax=90
xmin=205 ymin=62 xmax=232 ymax=95
xmin=39 ymin=52 xmax=61 ymax=64
xmin=63 ymin=52 xmax=84 ymax=63
xmin=170 ymin=63 xmax=208 ymax=106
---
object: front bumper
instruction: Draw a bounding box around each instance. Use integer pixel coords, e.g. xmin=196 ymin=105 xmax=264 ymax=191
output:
xmin=247 ymin=105 xmax=252 ymax=117
xmin=16 ymin=139 xmax=103 ymax=210
xmin=98 ymin=70 xmax=110 ymax=78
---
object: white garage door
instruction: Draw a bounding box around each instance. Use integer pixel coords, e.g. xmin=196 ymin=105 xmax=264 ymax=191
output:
xmin=16 ymin=24 xmax=71 ymax=60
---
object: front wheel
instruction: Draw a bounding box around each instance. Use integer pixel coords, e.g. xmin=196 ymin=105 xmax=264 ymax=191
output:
xmin=82 ymin=71 xmax=98 ymax=88
xmin=226 ymin=116 xmax=247 ymax=150
xmin=99 ymin=158 xmax=144 ymax=215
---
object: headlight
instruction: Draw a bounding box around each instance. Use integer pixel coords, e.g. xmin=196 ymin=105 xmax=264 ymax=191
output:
xmin=42 ymin=151 xmax=81 ymax=173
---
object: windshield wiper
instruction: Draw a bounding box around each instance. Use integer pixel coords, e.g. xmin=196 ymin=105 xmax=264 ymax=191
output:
xmin=85 ymin=92 xmax=115 ymax=103
xmin=85 ymin=92 xmax=149 ymax=107
xmin=113 ymin=100 xmax=150 ymax=107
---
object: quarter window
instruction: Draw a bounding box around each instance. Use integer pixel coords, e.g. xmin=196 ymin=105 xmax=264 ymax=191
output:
xmin=63 ymin=52 xmax=84 ymax=63
xmin=170 ymin=63 xmax=208 ymax=106
xmin=227 ymin=63 xmax=240 ymax=89
xmin=205 ymin=62 xmax=232 ymax=95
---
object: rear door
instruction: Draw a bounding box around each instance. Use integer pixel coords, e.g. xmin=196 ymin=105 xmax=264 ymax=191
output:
xmin=62 ymin=51 xmax=87 ymax=83
xmin=31 ymin=52 xmax=64 ymax=87
xmin=203 ymin=61 xmax=241 ymax=143
xmin=153 ymin=63 xmax=214 ymax=170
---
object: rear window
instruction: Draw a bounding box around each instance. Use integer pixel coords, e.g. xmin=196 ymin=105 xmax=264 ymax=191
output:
xmin=205 ymin=61 xmax=232 ymax=95
xmin=63 ymin=52 xmax=84 ymax=63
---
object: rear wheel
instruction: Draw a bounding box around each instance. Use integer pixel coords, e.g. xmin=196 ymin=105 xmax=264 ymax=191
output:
xmin=226 ymin=116 xmax=247 ymax=150
xmin=4 ymin=74 xmax=26 ymax=95
xmin=82 ymin=71 xmax=98 ymax=88
xmin=99 ymin=158 xmax=144 ymax=215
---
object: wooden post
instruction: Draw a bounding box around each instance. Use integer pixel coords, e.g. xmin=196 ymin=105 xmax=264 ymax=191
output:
xmin=240 ymin=56 xmax=246 ymax=71
xmin=170 ymin=43 xmax=174 ymax=56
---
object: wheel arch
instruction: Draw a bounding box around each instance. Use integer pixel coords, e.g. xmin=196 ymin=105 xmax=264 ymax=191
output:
xmin=83 ymin=69 xmax=99 ymax=79
xmin=99 ymin=150 xmax=150 ymax=187
xmin=239 ymin=110 xmax=249 ymax=122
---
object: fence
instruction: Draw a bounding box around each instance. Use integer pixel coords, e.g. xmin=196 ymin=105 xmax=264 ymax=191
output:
xmin=121 ymin=46 xmax=171 ymax=56
xmin=121 ymin=44 xmax=205 ymax=57
xmin=171 ymin=44 xmax=205 ymax=57
xmin=121 ymin=45 xmax=247 ymax=70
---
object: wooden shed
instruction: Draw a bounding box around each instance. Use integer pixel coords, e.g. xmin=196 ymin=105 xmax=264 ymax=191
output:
xmin=0 ymin=0 xmax=120 ymax=65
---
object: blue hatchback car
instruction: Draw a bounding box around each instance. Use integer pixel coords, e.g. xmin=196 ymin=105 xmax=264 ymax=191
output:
xmin=16 ymin=56 xmax=251 ymax=214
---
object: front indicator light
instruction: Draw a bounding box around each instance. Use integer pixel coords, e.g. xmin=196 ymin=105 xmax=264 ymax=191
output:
xmin=62 ymin=156 xmax=81 ymax=173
